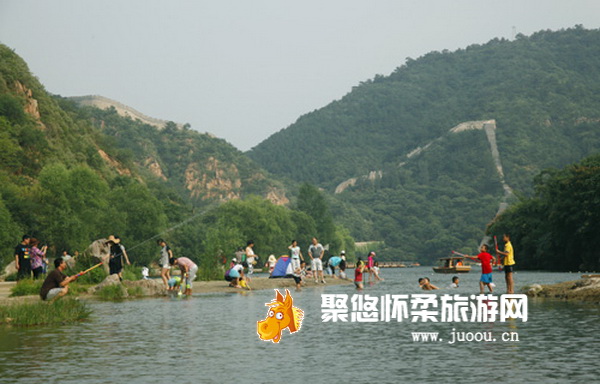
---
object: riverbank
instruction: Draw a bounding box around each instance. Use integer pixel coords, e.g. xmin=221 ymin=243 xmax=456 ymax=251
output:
xmin=0 ymin=276 xmax=352 ymax=304
xmin=525 ymin=276 xmax=600 ymax=303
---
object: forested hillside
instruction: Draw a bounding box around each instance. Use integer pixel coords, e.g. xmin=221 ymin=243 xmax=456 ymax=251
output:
xmin=0 ymin=44 xmax=352 ymax=275
xmin=250 ymin=27 xmax=600 ymax=264
xmin=490 ymin=154 xmax=600 ymax=271
xmin=60 ymin=98 xmax=289 ymax=208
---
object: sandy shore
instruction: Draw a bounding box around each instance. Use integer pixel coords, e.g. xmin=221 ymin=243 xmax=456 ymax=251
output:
xmin=192 ymin=276 xmax=351 ymax=293
xmin=0 ymin=282 xmax=15 ymax=300
xmin=525 ymin=276 xmax=600 ymax=303
xmin=0 ymin=276 xmax=352 ymax=304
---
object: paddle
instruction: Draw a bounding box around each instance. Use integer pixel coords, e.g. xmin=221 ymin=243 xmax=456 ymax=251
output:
xmin=74 ymin=262 xmax=103 ymax=279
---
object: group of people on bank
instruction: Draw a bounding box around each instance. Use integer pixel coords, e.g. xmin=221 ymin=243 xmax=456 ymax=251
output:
xmin=14 ymin=235 xmax=50 ymax=280
xmin=157 ymin=239 xmax=198 ymax=296
xmin=223 ymin=237 xmax=386 ymax=291
xmin=17 ymin=231 xmax=517 ymax=302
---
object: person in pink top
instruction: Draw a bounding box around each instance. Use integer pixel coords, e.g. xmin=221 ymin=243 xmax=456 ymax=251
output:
xmin=29 ymin=238 xmax=48 ymax=279
xmin=366 ymin=251 xmax=383 ymax=282
xmin=171 ymin=257 xmax=198 ymax=296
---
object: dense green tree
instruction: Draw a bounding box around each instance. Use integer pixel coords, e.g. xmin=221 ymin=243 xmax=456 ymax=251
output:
xmin=489 ymin=154 xmax=600 ymax=271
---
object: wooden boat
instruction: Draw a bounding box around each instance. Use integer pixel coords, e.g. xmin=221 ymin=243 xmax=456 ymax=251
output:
xmin=433 ymin=256 xmax=471 ymax=274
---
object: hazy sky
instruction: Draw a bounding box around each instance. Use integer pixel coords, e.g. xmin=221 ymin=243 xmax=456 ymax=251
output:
xmin=1 ymin=1 xmax=599 ymax=151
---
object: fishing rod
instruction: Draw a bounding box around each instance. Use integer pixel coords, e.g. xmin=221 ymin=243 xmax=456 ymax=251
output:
xmin=125 ymin=205 xmax=216 ymax=253
xmin=74 ymin=262 xmax=103 ymax=279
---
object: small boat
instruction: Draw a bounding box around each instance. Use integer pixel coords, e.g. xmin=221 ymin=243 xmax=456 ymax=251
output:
xmin=433 ymin=256 xmax=471 ymax=274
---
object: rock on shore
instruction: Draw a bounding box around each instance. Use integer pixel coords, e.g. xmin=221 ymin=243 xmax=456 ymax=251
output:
xmin=525 ymin=276 xmax=600 ymax=303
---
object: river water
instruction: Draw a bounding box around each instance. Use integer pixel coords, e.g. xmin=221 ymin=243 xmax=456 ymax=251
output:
xmin=0 ymin=267 xmax=598 ymax=384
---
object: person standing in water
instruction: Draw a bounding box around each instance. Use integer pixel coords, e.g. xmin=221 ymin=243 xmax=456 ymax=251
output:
xmin=288 ymin=240 xmax=304 ymax=278
xmin=465 ymin=244 xmax=495 ymax=294
xmin=496 ymin=233 xmax=516 ymax=294
xmin=171 ymin=257 xmax=198 ymax=296
xmin=157 ymin=239 xmax=173 ymax=289
xmin=245 ymin=240 xmax=258 ymax=279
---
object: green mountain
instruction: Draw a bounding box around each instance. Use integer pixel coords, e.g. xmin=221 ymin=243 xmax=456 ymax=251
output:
xmin=249 ymin=27 xmax=600 ymax=263
xmin=0 ymin=43 xmax=289 ymax=270
xmin=62 ymin=97 xmax=289 ymax=208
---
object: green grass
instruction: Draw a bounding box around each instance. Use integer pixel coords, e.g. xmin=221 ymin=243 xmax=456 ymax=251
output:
xmin=10 ymin=278 xmax=92 ymax=297
xmin=4 ymin=272 xmax=18 ymax=282
xmin=121 ymin=264 xmax=142 ymax=281
xmin=0 ymin=298 xmax=91 ymax=326
xmin=126 ymin=285 xmax=144 ymax=297
xmin=198 ymin=266 xmax=224 ymax=281
xmin=95 ymin=284 xmax=128 ymax=301
xmin=10 ymin=279 xmax=43 ymax=297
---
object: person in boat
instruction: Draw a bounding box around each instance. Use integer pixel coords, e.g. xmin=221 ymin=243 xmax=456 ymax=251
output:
xmin=465 ymin=244 xmax=494 ymax=294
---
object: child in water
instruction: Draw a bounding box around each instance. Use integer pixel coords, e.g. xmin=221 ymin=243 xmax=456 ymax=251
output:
xmin=355 ymin=260 xmax=366 ymax=290
xmin=419 ymin=277 xmax=439 ymax=290
xmin=450 ymin=276 xmax=459 ymax=288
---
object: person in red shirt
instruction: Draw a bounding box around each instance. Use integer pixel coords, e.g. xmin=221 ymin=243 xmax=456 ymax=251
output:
xmin=354 ymin=260 xmax=366 ymax=290
xmin=465 ymin=244 xmax=495 ymax=294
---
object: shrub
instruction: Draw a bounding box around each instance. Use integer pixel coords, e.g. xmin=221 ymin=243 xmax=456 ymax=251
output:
xmin=121 ymin=264 xmax=142 ymax=281
xmin=126 ymin=285 xmax=144 ymax=297
xmin=10 ymin=279 xmax=43 ymax=297
xmin=95 ymin=284 xmax=127 ymax=301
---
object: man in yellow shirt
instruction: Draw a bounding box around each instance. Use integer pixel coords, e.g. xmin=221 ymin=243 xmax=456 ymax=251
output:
xmin=496 ymin=233 xmax=515 ymax=293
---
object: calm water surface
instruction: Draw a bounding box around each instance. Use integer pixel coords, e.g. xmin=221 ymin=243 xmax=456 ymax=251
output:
xmin=0 ymin=268 xmax=598 ymax=384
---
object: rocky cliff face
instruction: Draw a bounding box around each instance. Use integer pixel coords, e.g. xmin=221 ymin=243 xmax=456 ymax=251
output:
xmin=14 ymin=80 xmax=44 ymax=128
xmin=68 ymin=94 xmax=289 ymax=207
xmin=184 ymin=157 xmax=242 ymax=201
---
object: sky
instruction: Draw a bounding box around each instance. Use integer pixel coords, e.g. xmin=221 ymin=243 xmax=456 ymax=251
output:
xmin=1 ymin=1 xmax=599 ymax=151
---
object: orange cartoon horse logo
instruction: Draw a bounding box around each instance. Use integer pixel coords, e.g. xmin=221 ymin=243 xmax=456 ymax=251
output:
xmin=257 ymin=289 xmax=304 ymax=343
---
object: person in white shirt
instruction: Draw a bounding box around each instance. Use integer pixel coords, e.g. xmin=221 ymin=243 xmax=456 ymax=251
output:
xmin=308 ymin=237 xmax=326 ymax=284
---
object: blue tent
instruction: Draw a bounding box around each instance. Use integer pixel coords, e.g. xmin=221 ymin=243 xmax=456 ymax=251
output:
xmin=270 ymin=255 xmax=293 ymax=278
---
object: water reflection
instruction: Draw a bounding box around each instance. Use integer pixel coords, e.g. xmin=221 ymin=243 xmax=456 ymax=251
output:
xmin=0 ymin=268 xmax=598 ymax=383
